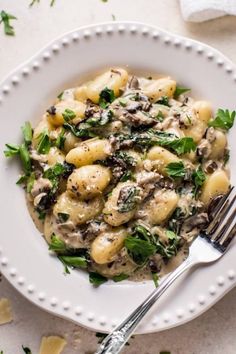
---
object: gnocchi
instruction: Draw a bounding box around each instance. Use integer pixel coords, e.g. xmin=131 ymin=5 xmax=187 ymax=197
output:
xmin=6 ymin=68 xmax=233 ymax=284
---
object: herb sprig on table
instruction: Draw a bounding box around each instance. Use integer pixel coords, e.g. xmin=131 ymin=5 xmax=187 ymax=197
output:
xmin=0 ymin=10 xmax=17 ymax=36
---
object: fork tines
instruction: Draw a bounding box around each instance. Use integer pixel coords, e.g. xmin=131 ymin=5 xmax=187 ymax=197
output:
xmin=205 ymin=187 xmax=236 ymax=252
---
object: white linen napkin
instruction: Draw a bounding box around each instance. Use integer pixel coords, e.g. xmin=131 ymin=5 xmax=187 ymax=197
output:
xmin=179 ymin=0 xmax=236 ymax=22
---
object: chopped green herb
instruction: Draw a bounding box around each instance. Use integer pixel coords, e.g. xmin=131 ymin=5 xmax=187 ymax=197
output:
xmin=117 ymin=186 xmax=139 ymax=213
xmin=57 ymin=91 xmax=64 ymax=100
xmin=0 ymin=10 xmax=17 ymax=36
xmin=154 ymin=111 xmax=164 ymax=122
xmin=57 ymin=212 xmax=70 ymax=223
xmin=21 ymin=122 xmax=33 ymax=145
xmin=36 ymin=130 xmax=51 ymax=154
xmin=19 ymin=143 xmax=32 ymax=174
xmin=43 ymin=163 xmax=66 ymax=193
xmin=37 ymin=210 xmax=46 ymax=220
xmin=22 ymin=346 xmax=32 ymax=354
xmin=112 ymin=14 xmax=116 ymax=21
xmin=26 ymin=172 xmax=35 ymax=193
xmin=58 ymin=256 xmax=87 ymax=269
xmin=151 ymin=272 xmax=159 ymax=288
xmin=63 ymin=122 xmax=97 ymax=138
xmin=208 ymin=109 xmax=235 ymax=131
xmin=55 ymin=128 xmax=66 ymax=149
xmin=29 ymin=0 xmax=40 ymax=6
xmin=174 ymin=86 xmax=190 ymax=99
xmin=62 ymin=109 xmax=76 ymax=122
xmin=89 ymin=272 xmax=108 ymax=286
xmin=125 ymin=237 xmax=156 ymax=265
xmin=169 ymin=137 xmax=196 ymax=155
xmin=223 ymin=149 xmax=230 ymax=165
xmin=85 ymin=110 xmax=113 ymax=127
xmin=16 ymin=175 xmax=28 ymax=185
xmin=101 ymin=0 xmax=108 ymax=2
xmin=4 ymin=143 xmax=20 ymax=157
xmin=50 ymin=0 xmax=56 ymax=6
xmin=166 ymin=161 xmax=186 ymax=179
xmin=119 ymin=99 xmax=127 ymax=107
xmin=166 ymin=230 xmax=177 ymax=240
xmin=192 ymin=166 xmax=206 ymax=196
xmin=58 ymin=256 xmax=70 ymax=274
xmin=157 ymin=96 xmax=170 ymax=107
xmin=113 ymin=274 xmax=129 ymax=282
xmin=99 ymin=88 xmax=115 ymax=108
xmin=120 ymin=170 xmax=135 ymax=182
xmin=49 ymin=234 xmax=67 ymax=253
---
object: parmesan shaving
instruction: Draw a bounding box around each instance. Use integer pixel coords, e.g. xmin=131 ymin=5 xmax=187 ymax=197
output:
xmin=0 ymin=298 xmax=13 ymax=325
xmin=39 ymin=336 xmax=66 ymax=354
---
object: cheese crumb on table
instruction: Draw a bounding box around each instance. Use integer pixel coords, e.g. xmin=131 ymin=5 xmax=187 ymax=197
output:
xmin=39 ymin=336 xmax=67 ymax=354
xmin=0 ymin=298 xmax=13 ymax=325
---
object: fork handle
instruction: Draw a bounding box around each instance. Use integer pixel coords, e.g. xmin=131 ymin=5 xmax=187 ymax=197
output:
xmin=95 ymin=257 xmax=195 ymax=354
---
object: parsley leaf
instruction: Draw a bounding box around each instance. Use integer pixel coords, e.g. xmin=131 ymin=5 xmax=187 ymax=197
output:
xmin=125 ymin=237 xmax=156 ymax=265
xmin=113 ymin=274 xmax=129 ymax=282
xmin=22 ymin=346 xmax=32 ymax=354
xmin=174 ymin=86 xmax=190 ymax=99
xmin=36 ymin=130 xmax=51 ymax=154
xmin=156 ymin=96 xmax=170 ymax=106
xmin=99 ymin=88 xmax=115 ymax=108
xmin=58 ymin=256 xmax=87 ymax=269
xmin=120 ymin=170 xmax=135 ymax=182
xmin=48 ymin=234 xmax=67 ymax=253
xmin=89 ymin=272 xmax=108 ymax=286
xmin=4 ymin=143 xmax=20 ymax=157
xmin=62 ymin=109 xmax=76 ymax=122
xmin=166 ymin=161 xmax=186 ymax=179
xmin=208 ymin=109 xmax=235 ymax=131
xmin=169 ymin=137 xmax=196 ymax=155
xmin=21 ymin=122 xmax=33 ymax=145
xmin=0 ymin=10 xmax=17 ymax=36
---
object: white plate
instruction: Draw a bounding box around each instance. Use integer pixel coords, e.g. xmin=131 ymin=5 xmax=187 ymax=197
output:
xmin=0 ymin=22 xmax=235 ymax=334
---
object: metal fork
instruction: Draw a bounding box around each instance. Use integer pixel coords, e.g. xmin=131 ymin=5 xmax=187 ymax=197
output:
xmin=95 ymin=187 xmax=236 ymax=354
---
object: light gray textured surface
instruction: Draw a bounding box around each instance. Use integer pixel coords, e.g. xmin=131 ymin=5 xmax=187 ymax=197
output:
xmin=0 ymin=1 xmax=236 ymax=353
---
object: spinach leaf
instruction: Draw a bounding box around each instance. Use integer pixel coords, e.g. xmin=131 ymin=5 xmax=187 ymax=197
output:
xmin=99 ymin=88 xmax=115 ymax=108
xmin=113 ymin=274 xmax=129 ymax=282
xmin=89 ymin=272 xmax=108 ymax=286
xmin=117 ymin=185 xmax=140 ymax=213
